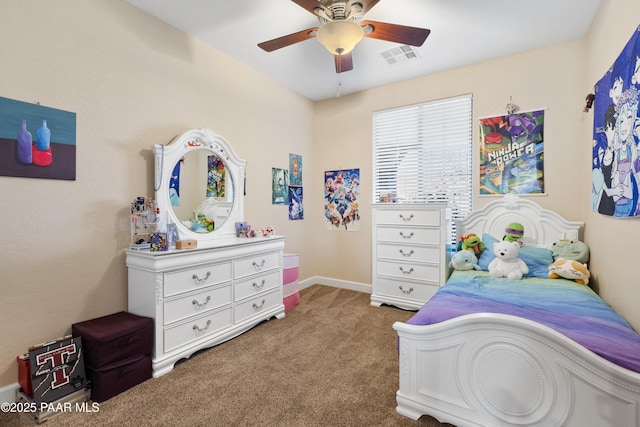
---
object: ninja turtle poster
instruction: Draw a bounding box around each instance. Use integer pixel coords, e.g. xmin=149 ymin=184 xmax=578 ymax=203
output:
xmin=592 ymin=25 xmax=640 ymax=218
xmin=479 ymin=110 xmax=545 ymax=195
xmin=324 ymin=169 xmax=360 ymax=231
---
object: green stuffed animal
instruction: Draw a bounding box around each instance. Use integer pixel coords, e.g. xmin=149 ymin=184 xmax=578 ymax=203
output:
xmin=551 ymin=240 xmax=589 ymax=263
xmin=458 ymin=233 xmax=485 ymax=255
xmin=503 ymin=222 xmax=524 ymax=245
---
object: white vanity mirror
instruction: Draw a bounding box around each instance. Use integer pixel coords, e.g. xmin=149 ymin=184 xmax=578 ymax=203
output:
xmin=154 ymin=128 xmax=246 ymax=245
xmin=130 ymin=129 xmax=283 ymax=377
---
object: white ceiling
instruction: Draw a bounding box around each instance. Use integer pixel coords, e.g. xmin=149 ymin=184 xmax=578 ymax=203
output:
xmin=127 ymin=0 xmax=602 ymax=101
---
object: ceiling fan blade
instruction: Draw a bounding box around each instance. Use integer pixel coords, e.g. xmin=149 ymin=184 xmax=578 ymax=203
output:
xmin=334 ymin=53 xmax=354 ymax=73
xmin=258 ymin=27 xmax=318 ymax=52
xmin=361 ymin=20 xmax=430 ymax=46
xmin=291 ymin=0 xmax=324 ymax=16
xmin=350 ymin=0 xmax=381 ymax=15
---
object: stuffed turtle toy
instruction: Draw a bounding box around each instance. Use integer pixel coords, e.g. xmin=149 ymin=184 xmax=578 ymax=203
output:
xmin=457 ymin=233 xmax=485 ymax=255
xmin=503 ymin=222 xmax=524 ymax=245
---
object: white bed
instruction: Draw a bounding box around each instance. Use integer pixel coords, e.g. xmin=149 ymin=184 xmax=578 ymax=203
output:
xmin=393 ymin=195 xmax=640 ymax=427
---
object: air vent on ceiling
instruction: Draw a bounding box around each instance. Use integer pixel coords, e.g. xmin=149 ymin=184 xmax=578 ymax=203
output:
xmin=379 ymin=45 xmax=420 ymax=65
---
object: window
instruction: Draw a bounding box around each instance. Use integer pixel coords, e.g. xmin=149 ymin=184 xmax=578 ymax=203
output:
xmin=373 ymin=94 xmax=473 ymax=246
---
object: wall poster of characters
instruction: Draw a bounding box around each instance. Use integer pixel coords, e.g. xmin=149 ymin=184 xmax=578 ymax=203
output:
xmin=289 ymin=186 xmax=303 ymax=220
xmin=324 ymin=168 xmax=360 ymax=231
xmin=289 ymin=153 xmax=302 ymax=186
xmin=207 ymin=154 xmax=225 ymax=198
xmin=288 ymin=153 xmax=304 ymax=220
xmin=272 ymin=167 xmax=289 ymax=205
xmin=479 ymin=110 xmax=545 ymax=195
xmin=592 ymin=25 xmax=640 ymax=218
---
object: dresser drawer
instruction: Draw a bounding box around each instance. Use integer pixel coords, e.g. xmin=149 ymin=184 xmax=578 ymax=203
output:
xmin=234 ymin=251 xmax=280 ymax=280
xmin=235 ymin=270 xmax=281 ymax=302
xmin=164 ymin=307 xmax=233 ymax=353
xmin=234 ymin=289 xmax=281 ymax=323
xmin=376 ymin=226 xmax=441 ymax=245
xmin=375 ymin=209 xmax=441 ymax=226
xmin=163 ymin=284 xmax=232 ymax=325
xmin=374 ymin=277 xmax=439 ymax=303
xmin=377 ymin=260 xmax=440 ymax=283
xmin=376 ymin=243 xmax=440 ymax=263
xmin=164 ymin=262 xmax=232 ymax=298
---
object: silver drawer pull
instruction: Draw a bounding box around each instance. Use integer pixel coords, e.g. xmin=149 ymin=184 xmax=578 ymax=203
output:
xmin=399 ymin=267 xmax=414 ymax=274
xmin=399 ymin=232 xmax=414 ymax=239
xmin=252 ymin=260 xmax=266 ymax=270
xmin=399 ymin=285 xmax=414 ymax=294
xmin=253 ymin=279 xmax=266 ymax=290
xmin=192 ymin=319 xmax=212 ymax=332
xmin=399 ymin=213 xmax=414 ymax=221
xmin=399 ymin=249 xmax=414 ymax=257
xmin=192 ymin=271 xmax=211 ymax=284
xmin=252 ymin=299 xmax=266 ymax=310
xmin=192 ymin=295 xmax=211 ymax=308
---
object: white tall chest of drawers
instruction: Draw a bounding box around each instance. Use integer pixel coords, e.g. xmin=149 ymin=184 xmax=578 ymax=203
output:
xmin=371 ymin=203 xmax=446 ymax=310
xmin=127 ymin=236 xmax=285 ymax=377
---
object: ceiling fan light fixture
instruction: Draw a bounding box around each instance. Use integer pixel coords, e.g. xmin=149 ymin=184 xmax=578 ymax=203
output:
xmin=316 ymin=20 xmax=363 ymax=55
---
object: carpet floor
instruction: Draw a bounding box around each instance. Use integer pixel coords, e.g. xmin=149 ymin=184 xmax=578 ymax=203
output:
xmin=1 ymin=285 xmax=454 ymax=426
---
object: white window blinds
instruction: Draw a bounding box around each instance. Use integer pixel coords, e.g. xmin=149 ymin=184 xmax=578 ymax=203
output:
xmin=373 ymin=94 xmax=473 ymax=246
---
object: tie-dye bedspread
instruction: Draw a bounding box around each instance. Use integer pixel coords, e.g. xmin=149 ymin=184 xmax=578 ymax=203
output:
xmin=407 ymin=270 xmax=640 ymax=373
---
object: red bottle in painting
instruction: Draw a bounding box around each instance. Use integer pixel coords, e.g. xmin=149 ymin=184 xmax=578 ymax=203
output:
xmin=17 ymin=120 xmax=32 ymax=164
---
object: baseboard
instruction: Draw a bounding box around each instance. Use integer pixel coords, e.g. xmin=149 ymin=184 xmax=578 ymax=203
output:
xmin=298 ymin=276 xmax=372 ymax=294
xmin=0 ymin=382 xmax=19 ymax=404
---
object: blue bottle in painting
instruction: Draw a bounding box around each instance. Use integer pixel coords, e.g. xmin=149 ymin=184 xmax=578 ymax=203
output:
xmin=17 ymin=120 xmax=32 ymax=164
xmin=37 ymin=119 xmax=50 ymax=150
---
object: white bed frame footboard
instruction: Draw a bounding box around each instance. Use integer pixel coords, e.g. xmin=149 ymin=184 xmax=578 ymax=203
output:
xmin=393 ymin=195 xmax=640 ymax=426
xmin=394 ymin=315 xmax=640 ymax=427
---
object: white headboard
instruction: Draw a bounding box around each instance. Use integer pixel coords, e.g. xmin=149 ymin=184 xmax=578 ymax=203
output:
xmin=456 ymin=194 xmax=584 ymax=248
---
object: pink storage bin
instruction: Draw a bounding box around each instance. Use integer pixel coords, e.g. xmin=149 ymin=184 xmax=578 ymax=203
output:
xmin=283 ymin=281 xmax=299 ymax=298
xmin=283 ymin=253 xmax=300 ymax=311
xmin=284 ymin=292 xmax=300 ymax=312
xmin=283 ymin=267 xmax=299 ymax=285
xmin=283 ymin=253 xmax=299 ymax=269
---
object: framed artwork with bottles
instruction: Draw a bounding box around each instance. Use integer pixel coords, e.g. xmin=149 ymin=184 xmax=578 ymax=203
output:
xmin=0 ymin=96 xmax=76 ymax=180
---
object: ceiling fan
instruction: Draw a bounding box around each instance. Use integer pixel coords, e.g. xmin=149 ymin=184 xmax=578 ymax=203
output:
xmin=257 ymin=0 xmax=431 ymax=73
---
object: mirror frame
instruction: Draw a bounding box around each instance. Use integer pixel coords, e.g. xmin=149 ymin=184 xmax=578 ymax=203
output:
xmin=154 ymin=128 xmax=246 ymax=245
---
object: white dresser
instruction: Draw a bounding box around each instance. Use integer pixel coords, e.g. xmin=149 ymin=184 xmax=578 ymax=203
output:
xmin=127 ymin=236 xmax=285 ymax=377
xmin=371 ymin=203 xmax=446 ymax=310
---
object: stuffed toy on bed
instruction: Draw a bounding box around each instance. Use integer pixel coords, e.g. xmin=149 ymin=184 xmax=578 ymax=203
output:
xmin=548 ymin=257 xmax=590 ymax=285
xmin=450 ymin=250 xmax=481 ymax=271
xmin=457 ymin=233 xmax=485 ymax=255
xmin=503 ymin=222 xmax=524 ymax=246
xmin=488 ymin=240 xmax=529 ymax=280
xmin=551 ymin=240 xmax=589 ymax=263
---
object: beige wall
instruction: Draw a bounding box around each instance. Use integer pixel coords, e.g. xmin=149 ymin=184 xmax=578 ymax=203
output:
xmin=2 ymin=0 xmax=639 ymax=390
xmin=313 ymin=1 xmax=640 ymax=331
xmin=313 ymin=40 xmax=587 ymax=289
xmin=0 ymin=0 xmax=314 ymax=387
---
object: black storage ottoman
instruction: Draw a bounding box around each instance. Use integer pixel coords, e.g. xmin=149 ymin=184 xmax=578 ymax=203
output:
xmin=89 ymin=355 xmax=152 ymax=403
xmin=72 ymin=311 xmax=153 ymax=402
